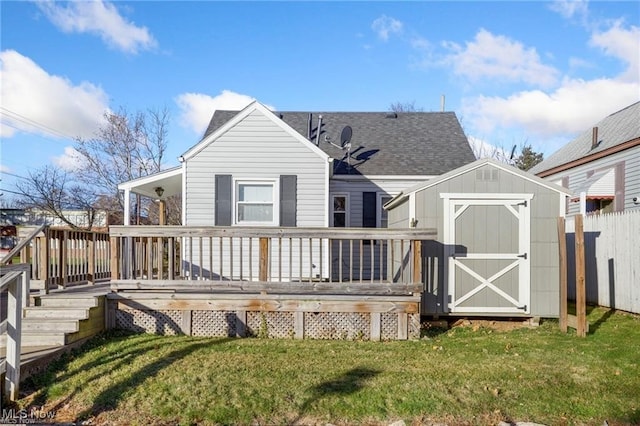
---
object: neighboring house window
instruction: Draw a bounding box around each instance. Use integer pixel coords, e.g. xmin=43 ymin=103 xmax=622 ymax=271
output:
xmin=332 ymin=194 xmax=349 ymax=227
xmin=235 ymin=180 xmax=278 ymax=225
xmin=378 ymin=194 xmax=393 ymax=228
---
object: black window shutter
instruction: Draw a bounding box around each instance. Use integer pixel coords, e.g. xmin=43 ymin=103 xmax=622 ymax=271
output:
xmin=215 ymin=175 xmax=232 ymax=226
xmin=280 ymin=175 xmax=297 ymax=226
xmin=362 ymin=192 xmax=376 ymax=228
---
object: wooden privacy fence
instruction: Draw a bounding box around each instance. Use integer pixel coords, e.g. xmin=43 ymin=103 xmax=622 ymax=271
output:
xmin=565 ymin=210 xmax=640 ymax=314
xmin=5 ymin=226 xmax=110 ymax=292
xmin=109 ymin=226 xmax=435 ymax=286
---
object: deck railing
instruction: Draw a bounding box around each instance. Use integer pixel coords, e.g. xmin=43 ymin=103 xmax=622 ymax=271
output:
xmin=2 ymin=226 xmax=110 ymax=292
xmin=109 ymin=226 xmax=436 ymax=286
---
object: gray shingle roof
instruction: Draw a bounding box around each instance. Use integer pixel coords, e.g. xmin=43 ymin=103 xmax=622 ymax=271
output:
xmin=530 ymin=102 xmax=640 ymax=175
xmin=203 ymin=110 xmax=475 ymax=175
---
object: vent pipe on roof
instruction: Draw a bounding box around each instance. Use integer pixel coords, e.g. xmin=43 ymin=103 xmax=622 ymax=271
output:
xmin=308 ymin=113 xmax=312 ymax=140
xmin=315 ymin=115 xmax=323 ymax=146
xmin=592 ymin=126 xmax=599 ymax=149
xmin=441 ymin=94 xmax=446 ymax=112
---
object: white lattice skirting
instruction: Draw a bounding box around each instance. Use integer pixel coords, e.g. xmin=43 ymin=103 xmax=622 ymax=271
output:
xmin=113 ymin=308 xmax=420 ymax=340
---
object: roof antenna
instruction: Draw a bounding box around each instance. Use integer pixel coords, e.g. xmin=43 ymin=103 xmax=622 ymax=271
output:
xmin=509 ymin=145 xmax=517 ymax=162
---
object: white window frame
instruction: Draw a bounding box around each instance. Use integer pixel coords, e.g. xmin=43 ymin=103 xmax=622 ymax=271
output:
xmin=233 ymin=178 xmax=279 ymax=226
xmin=377 ymin=193 xmax=395 ymax=228
xmin=331 ymin=193 xmax=350 ymax=227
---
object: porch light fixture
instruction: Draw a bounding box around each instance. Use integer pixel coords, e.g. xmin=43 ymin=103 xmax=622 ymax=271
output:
xmin=154 ymin=187 xmax=164 ymax=198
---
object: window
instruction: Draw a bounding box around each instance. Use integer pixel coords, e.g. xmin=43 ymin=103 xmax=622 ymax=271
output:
xmin=332 ymin=194 xmax=349 ymax=227
xmin=235 ymin=180 xmax=278 ymax=225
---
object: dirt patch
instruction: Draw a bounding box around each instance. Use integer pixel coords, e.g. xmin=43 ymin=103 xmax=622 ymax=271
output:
xmin=423 ymin=317 xmax=539 ymax=333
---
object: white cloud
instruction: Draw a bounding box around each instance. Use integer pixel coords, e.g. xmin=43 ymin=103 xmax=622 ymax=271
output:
xmin=590 ymin=21 xmax=640 ymax=82
xmin=463 ymin=77 xmax=639 ymax=138
xmin=443 ymin=29 xmax=559 ymax=87
xmin=175 ymin=90 xmax=275 ymax=135
xmin=371 ymin=15 xmax=403 ymax=41
xmin=0 ymin=50 xmax=108 ymax=140
xmin=53 ymin=146 xmax=84 ymax=171
xmin=36 ymin=0 xmax=157 ymax=54
xmin=0 ymin=164 xmax=12 ymax=174
xmin=549 ymin=0 xmax=589 ymax=20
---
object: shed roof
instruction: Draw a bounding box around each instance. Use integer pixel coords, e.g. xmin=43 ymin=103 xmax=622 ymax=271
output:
xmin=530 ymin=102 xmax=640 ymax=176
xmin=202 ymin=108 xmax=475 ymax=176
xmin=385 ymin=158 xmax=571 ymax=210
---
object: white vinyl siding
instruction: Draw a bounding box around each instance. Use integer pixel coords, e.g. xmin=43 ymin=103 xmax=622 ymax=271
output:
xmin=183 ymin=109 xmax=329 ymax=280
xmin=185 ymin=110 xmax=327 ymax=227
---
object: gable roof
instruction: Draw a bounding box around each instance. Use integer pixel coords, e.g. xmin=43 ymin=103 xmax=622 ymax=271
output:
xmin=202 ymin=108 xmax=475 ymax=176
xmin=385 ymin=157 xmax=571 ymax=210
xmin=530 ymin=102 xmax=640 ymax=176
xmin=181 ymin=101 xmax=330 ymax=163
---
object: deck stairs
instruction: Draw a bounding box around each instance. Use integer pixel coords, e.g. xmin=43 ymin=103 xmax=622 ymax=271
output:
xmin=0 ymin=292 xmax=105 ymax=349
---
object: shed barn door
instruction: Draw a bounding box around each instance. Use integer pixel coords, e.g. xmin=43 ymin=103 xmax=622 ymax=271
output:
xmin=443 ymin=194 xmax=532 ymax=315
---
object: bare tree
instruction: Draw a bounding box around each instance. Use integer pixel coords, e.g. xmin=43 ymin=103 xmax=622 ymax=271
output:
xmin=389 ymin=101 xmax=424 ymax=112
xmin=15 ymin=166 xmax=100 ymax=229
xmin=14 ymin=107 xmax=171 ymax=228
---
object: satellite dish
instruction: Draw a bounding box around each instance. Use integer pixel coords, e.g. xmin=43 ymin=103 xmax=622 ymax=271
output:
xmin=340 ymin=126 xmax=352 ymax=148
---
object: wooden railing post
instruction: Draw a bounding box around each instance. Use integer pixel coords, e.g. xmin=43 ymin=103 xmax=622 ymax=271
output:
xmin=412 ymin=240 xmax=422 ymax=285
xmin=87 ymin=231 xmax=95 ymax=285
xmin=110 ymin=236 xmax=120 ymax=281
xmin=41 ymin=228 xmax=50 ymax=294
xmin=259 ymin=237 xmax=269 ymax=281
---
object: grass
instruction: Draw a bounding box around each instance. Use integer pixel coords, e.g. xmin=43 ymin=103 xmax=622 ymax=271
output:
xmin=17 ymin=306 xmax=640 ymax=425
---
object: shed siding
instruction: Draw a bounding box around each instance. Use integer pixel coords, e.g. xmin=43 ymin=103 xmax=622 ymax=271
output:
xmin=392 ymin=163 xmax=563 ymax=317
xmin=541 ymin=145 xmax=640 ymax=214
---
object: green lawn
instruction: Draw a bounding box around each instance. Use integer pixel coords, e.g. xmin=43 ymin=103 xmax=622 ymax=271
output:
xmin=19 ymin=307 xmax=640 ymax=425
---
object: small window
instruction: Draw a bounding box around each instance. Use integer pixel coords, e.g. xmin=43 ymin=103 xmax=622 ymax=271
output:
xmin=235 ymin=180 xmax=277 ymax=225
xmin=332 ymin=194 xmax=349 ymax=227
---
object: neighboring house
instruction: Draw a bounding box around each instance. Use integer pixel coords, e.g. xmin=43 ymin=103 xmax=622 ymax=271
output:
xmin=530 ymin=101 xmax=640 ymax=215
xmin=118 ymin=101 xmax=475 ymax=280
xmin=385 ymin=158 xmax=571 ymax=318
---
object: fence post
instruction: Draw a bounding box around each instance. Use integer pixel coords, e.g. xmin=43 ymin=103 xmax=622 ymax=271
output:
xmin=557 ymin=217 xmax=568 ymax=333
xmin=575 ymin=214 xmax=587 ymax=337
xmin=259 ymin=237 xmax=269 ymax=282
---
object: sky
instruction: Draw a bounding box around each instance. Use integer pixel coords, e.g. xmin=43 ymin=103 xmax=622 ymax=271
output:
xmin=1 ymin=0 xmax=639 ymax=202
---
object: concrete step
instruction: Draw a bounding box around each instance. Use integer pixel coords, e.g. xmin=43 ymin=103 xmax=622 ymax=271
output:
xmin=24 ymin=307 xmax=90 ymax=320
xmin=38 ymin=296 xmax=99 ymax=308
xmin=22 ymin=319 xmax=79 ymax=333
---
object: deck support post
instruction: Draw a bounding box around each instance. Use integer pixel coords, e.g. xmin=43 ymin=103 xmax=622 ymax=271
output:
xmin=236 ymin=310 xmax=247 ymax=337
xmin=397 ymin=312 xmax=408 ymax=340
xmin=294 ymin=311 xmax=304 ymax=339
xmin=370 ymin=312 xmax=381 ymax=341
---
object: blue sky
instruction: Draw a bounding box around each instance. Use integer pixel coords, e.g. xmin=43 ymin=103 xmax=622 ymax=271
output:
xmin=1 ymin=0 xmax=638 ymax=200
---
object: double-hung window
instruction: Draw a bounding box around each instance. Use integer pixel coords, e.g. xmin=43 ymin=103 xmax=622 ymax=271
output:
xmin=332 ymin=194 xmax=349 ymax=227
xmin=235 ymin=180 xmax=278 ymax=225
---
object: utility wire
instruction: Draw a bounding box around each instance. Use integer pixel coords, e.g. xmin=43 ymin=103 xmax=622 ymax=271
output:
xmin=0 ymin=106 xmax=79 ymax=140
